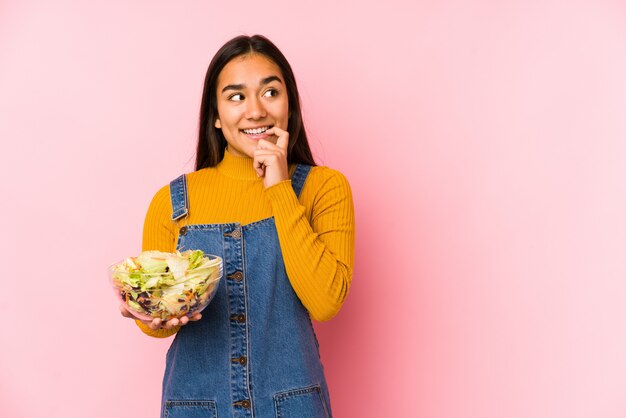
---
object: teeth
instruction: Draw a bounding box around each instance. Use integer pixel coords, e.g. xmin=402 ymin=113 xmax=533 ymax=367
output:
xmin=243 ymin=126 xmax=270 ymax=135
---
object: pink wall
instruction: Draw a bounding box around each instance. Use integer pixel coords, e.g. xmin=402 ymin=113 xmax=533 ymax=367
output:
xmin=2 ymin=0 xmax=626 ymax=417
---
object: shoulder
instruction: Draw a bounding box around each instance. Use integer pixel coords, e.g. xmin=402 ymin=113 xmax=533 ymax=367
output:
xmin=148 ymin=168 xmax=217 ymax=210
xmin=184 ymin=167 xmax=220 ymax=190
xmin=158 ymin=168 xmax=217 ymax=194
xmin=299 ymin=165 xmax=353 ymax=206
xmin=145 ymin=182 xmax=172 ymax=218
xmin=306 ymin=165 xmax=352 ymax=191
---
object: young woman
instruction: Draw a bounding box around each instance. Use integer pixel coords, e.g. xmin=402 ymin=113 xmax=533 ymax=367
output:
xmin=119 ymin=34 xmax=355 ymax=418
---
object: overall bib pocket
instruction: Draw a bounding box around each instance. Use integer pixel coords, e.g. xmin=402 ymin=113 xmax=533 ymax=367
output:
xmin=163 ymin=400 xmax=218 ymax=418
xmin=273 ymin=385 xmax=330 ymax=418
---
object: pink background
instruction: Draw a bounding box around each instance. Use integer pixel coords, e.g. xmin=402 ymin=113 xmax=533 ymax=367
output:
xmin=2 ymin=1 xmax=626 ymax=417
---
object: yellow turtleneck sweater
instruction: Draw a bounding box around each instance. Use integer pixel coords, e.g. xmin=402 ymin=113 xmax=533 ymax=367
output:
xmin=135 ymin=149 xmax=355 ymax=338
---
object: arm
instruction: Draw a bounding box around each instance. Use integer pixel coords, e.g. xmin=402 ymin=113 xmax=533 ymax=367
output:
xmin=265 ymin=168 xmax=355 ymax=321
xmin=132 ymin=185 xmax=182 ymax=338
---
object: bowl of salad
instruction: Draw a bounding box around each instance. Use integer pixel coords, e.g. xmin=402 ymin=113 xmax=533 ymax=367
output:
xmin=109 ymin=250 xmax=222 ymax=321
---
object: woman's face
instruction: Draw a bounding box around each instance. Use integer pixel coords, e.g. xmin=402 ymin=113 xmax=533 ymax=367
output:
xmin=214 ymin=53 xmax=289 ymax=159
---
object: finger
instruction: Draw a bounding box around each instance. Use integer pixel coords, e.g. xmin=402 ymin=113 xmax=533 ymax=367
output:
xmin=266 ymin=127 xmax=289 ymax=150
xmin=191 ymin=313 xmax=202 ymax=321
xmin=276 ymin=134 xmax=288 ymax=150
xmin=255 ymin=138 xmax=275 ymax=150
xmin=254 ymin=153 xmax=282 ymax=174
xmin=179 ymin=316 xmax=189 ymax=326
xmin=254 ymin=152 xmax=279 ymax=176
xmin=266 ymin=126 xmax=286 ymax=137
xmin=253 ymin=157 xmax=266 ymax=177
xmin=164 ymin=318 xmax=180 ymax=330
xmin=150 ymin=318 xmax=162 ymax=330
xmin=119 ymin=305 xmax=133 ymax=318
xmin=253 ymin=150 xmax=280 ymax=161
xmin=255 ymin=138 xmax=283 ymax=150
xmin=253 ymin=149 xmax=283 ymax=162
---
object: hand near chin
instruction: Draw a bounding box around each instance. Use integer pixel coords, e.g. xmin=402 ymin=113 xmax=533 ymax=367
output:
xmin=253 ymin=126 xmax=289 ymax=188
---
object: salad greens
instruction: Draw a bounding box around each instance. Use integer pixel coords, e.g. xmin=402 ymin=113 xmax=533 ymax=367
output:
xmin=110 ymin=250 xmax=222 ymax=321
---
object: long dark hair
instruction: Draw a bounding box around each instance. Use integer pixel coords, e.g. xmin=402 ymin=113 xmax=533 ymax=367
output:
xmin=195 ymin=35 xmax=316 ymax=170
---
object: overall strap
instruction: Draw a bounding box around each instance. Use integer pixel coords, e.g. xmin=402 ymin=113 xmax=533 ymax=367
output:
xmin=169 ymin=174 xmax=189 ymax=221
xmin=291 ymin=164 xmax=312 ymax=199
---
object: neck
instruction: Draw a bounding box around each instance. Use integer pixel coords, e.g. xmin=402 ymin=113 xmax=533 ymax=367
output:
xmin=216 ymin=148 xmax=259 ymax=180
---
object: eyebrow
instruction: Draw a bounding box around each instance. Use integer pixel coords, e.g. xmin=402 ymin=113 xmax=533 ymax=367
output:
xmin=221 ymin=75 xmax=283 ymax=93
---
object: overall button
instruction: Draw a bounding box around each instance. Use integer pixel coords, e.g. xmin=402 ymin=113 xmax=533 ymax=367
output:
xmin=230 ymin=313 xmax=246 ymax=323
xmin=234 ymin=400 xmax=251 ymax=409
xmin=228 ymin=271 xmax=244 ymax=281
xmin=179 ymin=226 xmax=188 ymax=236
xmin=231 ymin=356 xmax=247 ymax=365
xmin=223 ymin=227 xmax=242 ymax=239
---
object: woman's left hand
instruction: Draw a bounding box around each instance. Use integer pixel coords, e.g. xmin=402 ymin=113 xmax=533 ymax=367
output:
xmin=253 ymin=126 xmax=289 ymax=188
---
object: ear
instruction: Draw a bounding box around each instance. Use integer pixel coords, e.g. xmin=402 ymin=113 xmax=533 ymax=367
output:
xmin=214 ymin=118 xmax=221 ymax=129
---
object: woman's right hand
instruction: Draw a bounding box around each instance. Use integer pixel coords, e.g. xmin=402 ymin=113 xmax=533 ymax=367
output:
xmin=119 ymin=304 xmax=202 ymax=330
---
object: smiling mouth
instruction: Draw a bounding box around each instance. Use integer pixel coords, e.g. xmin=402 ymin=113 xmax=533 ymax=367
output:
xmin=241 ymin=125 xmax=272 ymax=135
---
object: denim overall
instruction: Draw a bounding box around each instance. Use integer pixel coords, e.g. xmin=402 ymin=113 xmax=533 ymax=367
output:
xmin=161 ymin=164 xmax=332 ymax=418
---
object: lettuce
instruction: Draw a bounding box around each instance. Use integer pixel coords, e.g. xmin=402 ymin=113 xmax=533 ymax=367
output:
xmin=111 ymin=250 xmax=222 ymax=320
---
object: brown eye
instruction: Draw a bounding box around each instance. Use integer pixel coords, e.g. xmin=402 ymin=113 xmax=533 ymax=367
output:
xmin=263 ymin=89 xmax=278 ymax=98
xmin=229 ymin=93 xmax=244 ymax=101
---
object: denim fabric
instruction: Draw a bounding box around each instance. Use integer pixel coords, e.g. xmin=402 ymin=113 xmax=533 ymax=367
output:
xmin=162 ymin=164 xmax=332 ymax=418
xmin=169 ymin=174 xmax=189 ymax=221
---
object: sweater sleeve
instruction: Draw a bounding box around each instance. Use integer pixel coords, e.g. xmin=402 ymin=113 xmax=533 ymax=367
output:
xmin=142 ymin=185 xmax=176 ymax=254
xmin=264 ymin=168 xmax=355 ymax=322
xmin=133 ymin=185 xmax=181 ymax=338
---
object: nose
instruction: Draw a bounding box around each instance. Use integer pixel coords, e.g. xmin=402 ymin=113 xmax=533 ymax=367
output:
xmin=245 ymin=96 xmax=267 ymax=120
